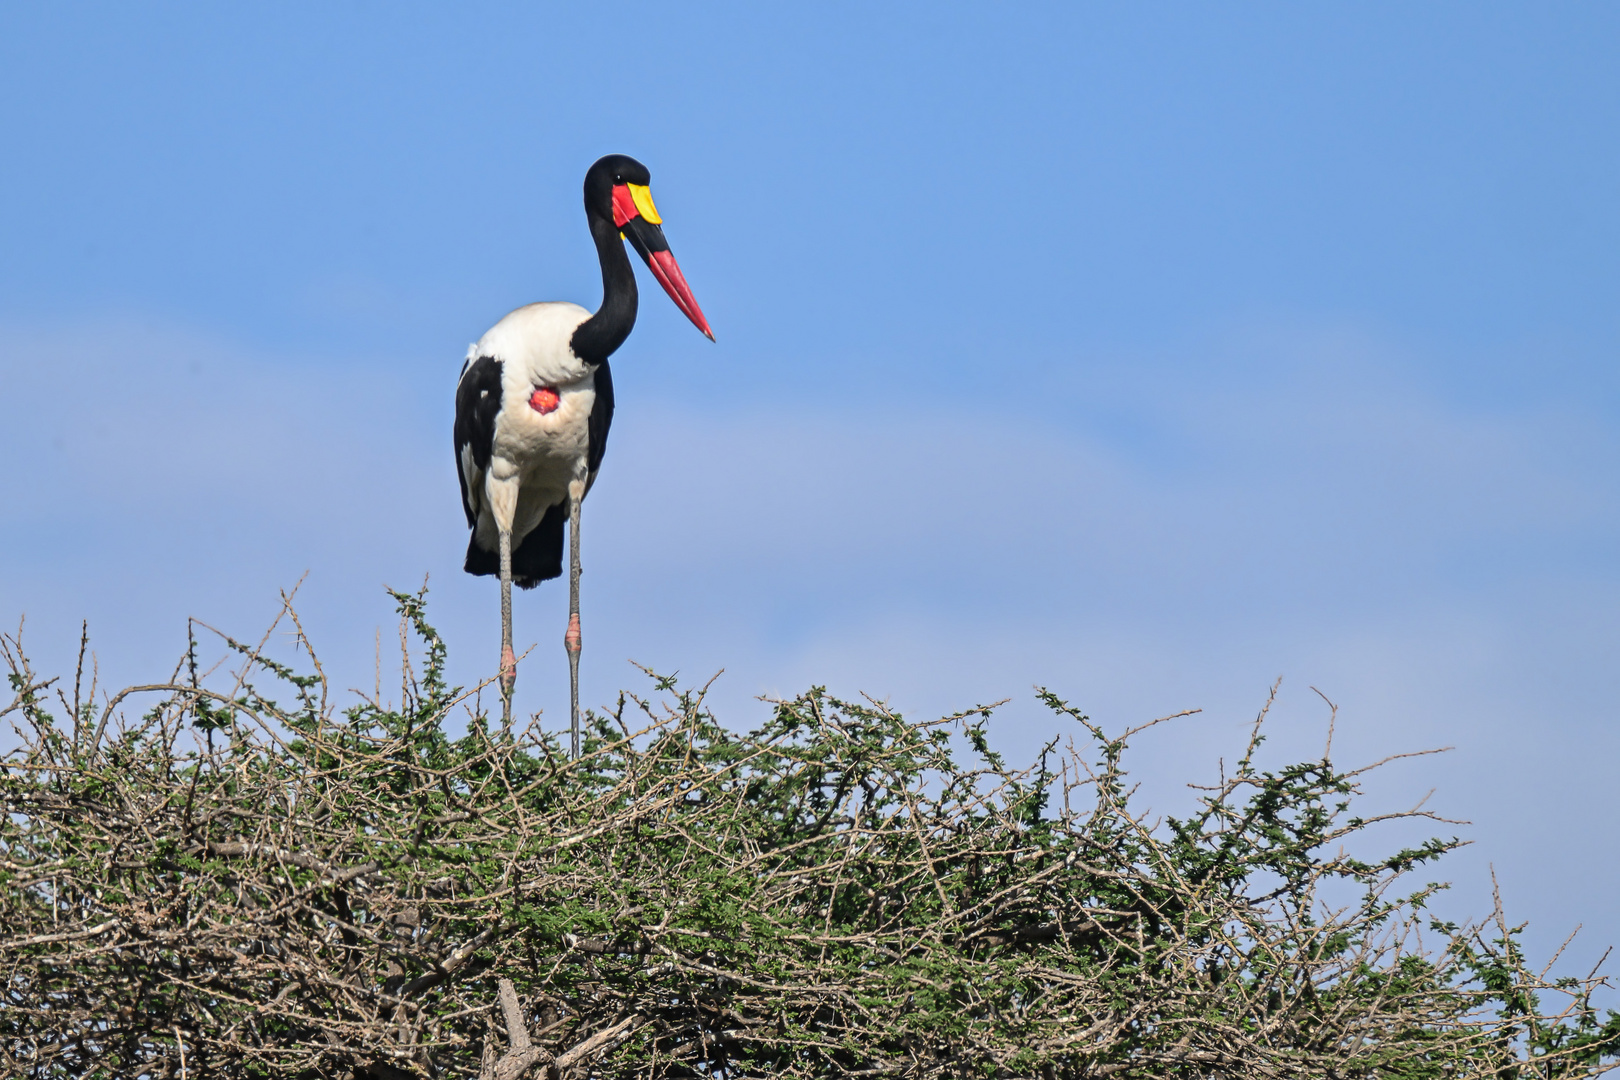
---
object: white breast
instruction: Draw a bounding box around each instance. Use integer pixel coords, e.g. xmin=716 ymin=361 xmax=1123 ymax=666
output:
xmin=467 ymin=302 xmax=599 ymax=544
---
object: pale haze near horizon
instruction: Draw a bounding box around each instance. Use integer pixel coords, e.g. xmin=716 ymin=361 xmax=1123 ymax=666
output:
xmin=1 ymin=3 xmax=1616 ymax=997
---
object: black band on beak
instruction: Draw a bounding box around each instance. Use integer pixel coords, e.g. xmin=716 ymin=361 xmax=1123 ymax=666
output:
xmin=622 ymin=215 xmax=669 ymax=259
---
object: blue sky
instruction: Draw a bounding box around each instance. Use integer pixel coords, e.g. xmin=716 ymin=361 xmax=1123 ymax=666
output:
xmin=2 ymin=3 xmax=1617 ymax=985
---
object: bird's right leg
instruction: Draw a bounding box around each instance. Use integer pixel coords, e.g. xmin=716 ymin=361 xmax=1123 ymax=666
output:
xmin=499 ymin=526 xmax=515 ymax=723
xmin=486 ymin=471 xmax=520 ymax=725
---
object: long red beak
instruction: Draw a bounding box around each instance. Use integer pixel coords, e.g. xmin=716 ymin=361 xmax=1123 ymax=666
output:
xmin=619 ymin=205 xmax=715 ymax=342
xmin=645 ymin=248 xmax=714 ymax=341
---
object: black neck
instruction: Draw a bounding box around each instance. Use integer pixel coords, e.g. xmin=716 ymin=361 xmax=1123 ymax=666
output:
xmin=569 ymin=213 xmax=637 ymax=366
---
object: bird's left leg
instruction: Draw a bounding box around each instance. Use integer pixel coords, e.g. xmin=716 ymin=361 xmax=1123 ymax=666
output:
xmin=565 ymin=476 xmax=586 ymax=759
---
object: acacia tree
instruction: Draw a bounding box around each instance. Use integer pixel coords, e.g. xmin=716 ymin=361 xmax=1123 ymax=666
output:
xmin=2 ymin=589 xmax=1617 ymax=1079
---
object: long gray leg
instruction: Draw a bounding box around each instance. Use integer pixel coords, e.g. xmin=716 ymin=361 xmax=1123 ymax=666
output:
xmin=565 ymin=491 xmax=583 ymax=758
xmin=499 ymin=527 xmax=515 ymax=725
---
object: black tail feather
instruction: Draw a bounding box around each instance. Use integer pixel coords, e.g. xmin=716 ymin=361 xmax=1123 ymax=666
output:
xmin=462 ymin=501 xmax=568 ymax=589
xmin=513 ymin=502 xmax=567 ymax=588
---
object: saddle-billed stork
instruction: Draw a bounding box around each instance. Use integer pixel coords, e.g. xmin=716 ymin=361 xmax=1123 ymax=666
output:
xmin=454 ymin=154 xmax=713 ymax=753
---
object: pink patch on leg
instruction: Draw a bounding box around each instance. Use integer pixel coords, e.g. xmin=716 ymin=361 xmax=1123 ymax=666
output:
xmin=529 ymin=386 xmax=561 ymax=414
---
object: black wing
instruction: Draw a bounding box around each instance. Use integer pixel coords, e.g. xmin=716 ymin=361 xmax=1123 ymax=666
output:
xmin=453 ymin=356 xmax=504 ymax=529
xmin=586 ymin=358 xmax=615 ymax=481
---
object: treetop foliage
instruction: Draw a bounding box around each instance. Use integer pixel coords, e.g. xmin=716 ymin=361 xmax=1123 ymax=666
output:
xmin=2 ymin=588 xmax=1616 ymax=1079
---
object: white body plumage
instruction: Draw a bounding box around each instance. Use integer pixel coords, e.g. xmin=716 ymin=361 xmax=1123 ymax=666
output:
xmin=457 ymin=301 xmax=599 ymax=555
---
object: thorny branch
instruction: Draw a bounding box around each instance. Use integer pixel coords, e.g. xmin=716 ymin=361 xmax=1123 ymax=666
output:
xmin=1 ymin=589 xmax=1616 ymax=1079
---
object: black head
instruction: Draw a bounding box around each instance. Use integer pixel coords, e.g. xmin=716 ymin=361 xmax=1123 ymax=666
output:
xmin=583 ymin=154 xmax=652 ymax=223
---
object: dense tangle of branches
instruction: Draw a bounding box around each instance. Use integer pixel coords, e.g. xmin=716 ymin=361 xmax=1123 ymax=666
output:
xmin=2 ymin=589 xmax=1617 ymax=1078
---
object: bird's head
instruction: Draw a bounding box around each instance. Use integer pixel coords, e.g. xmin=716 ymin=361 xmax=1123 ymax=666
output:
xmin=584 ymin=154 xmax=714 ymax=341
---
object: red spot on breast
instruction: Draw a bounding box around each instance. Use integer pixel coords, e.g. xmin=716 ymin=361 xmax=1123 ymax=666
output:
xmin=529 ymin=386 xmax=561 ymax=414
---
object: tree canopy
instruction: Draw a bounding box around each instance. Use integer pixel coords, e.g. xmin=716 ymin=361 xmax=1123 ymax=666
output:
xmin=3 ymin=589 xmax=1616 ymax=1078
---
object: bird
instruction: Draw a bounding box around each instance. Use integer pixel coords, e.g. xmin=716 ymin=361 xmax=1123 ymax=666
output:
xmin=453 ymin=154 xmax=713 ymax=754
